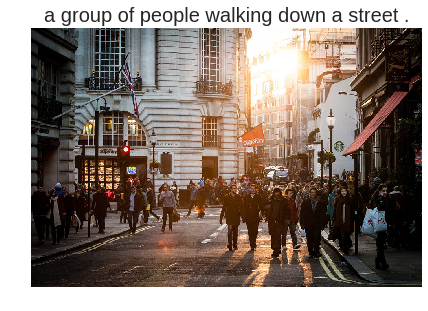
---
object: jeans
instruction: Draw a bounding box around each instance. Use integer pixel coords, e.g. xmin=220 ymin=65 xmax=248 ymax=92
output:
xmin=33 ymin=215 xmax=45 ymax=242
xmin=227 ymin=224 xmax=239 ymax=248
xmin=162 ymin=207 xmax=173 ymax=230
xmin=306 ymin=227 xmax=321 ymax=255
xmin=246 ymin=221 xmax=259 ymax=248
xmin=128 ymin=211 xmax=139 ymax=232
xmin=283 ymin=221 xmax=298 ymax=247
xmin=51 ymin=224 xmax=62 ymax=244
xmin=97 ymin=216 xmax=106 ymax=232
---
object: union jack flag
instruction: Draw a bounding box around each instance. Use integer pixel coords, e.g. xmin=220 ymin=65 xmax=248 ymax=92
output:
xmin=122 ymin=61 xmax=139 ymax=118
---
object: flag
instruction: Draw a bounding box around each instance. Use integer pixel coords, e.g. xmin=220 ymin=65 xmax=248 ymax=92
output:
xmin=240 ymin=124 xmax=265 ymax=147
xmin=122 ymin=61 xmax=139 ymax=118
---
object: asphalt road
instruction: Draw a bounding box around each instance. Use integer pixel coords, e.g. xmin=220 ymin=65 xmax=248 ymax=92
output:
xmin=31 ymin=208 xmax=373 ymax=287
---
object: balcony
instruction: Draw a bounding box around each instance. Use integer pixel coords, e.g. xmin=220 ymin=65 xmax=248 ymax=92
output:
xmin=203 ymin=135 xmax=221 ymax=148
xmin=85 ymin=74 xmax=142 ymax=91
xmin=370 ymin=29 xmax=403 ymax=63
xmin=196 ymin=78 xmax=232 ymax=96
xmin=37 ymin=96 xmax=62 ymax=126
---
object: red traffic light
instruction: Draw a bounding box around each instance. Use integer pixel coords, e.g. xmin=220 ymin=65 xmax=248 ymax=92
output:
xmin=122 ymin=146 xmax=130 ymax=153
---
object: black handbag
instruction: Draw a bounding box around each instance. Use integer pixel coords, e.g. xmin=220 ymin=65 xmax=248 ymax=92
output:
xmin=171 ymin=209 xmax=180 ymax=222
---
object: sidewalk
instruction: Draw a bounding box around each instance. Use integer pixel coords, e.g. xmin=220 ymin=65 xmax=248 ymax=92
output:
xmin=321 ymin=227 xmax=422 ymax=285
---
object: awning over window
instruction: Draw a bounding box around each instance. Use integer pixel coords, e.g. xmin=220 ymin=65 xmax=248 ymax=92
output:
xmin=343 ymin=74 xmax=420 ymax=156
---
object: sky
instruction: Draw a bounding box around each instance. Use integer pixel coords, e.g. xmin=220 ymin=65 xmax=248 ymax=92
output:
xmin=247 ymin=28 xmax=295 ymax=59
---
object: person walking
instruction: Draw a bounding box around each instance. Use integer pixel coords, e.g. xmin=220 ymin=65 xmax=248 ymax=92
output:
xmin=31 ymin=186 xmax=49 ymax=244
xmin=146 ymin=187 xmax=160 ymax=221
xmin=370 ymin=184 xmax=393 ymax=270
xmin=186 ymin=183 xmax=198 ymax=217
xmin=197 ymin=184 xmax=206 ymax=218
xmin=74 ymin=190 xmax=87 ymax=230
xmin=159 ymin=184 xmax=177 ymax=232
xmin=126 ymin=186 xmax=143 ymax=234
xmin=48 ymin=189 xmax=66 ymax=245
xmin=138 ymin=188 xmax=149 ymax=224
xmin=283 ymin=188 xmax=300 ymax=250
xmin=220 ymin=184 xmax=243 ymax=251
xmin=91 ymin=186 xmax=109 ymax=234
xmin=333 ymin=186 xmax=354 ymax=254
xmin=300 ymin=186 xmax=327 ymax=258
xmin=61 ymin=187 xmax=74 ymax=238
xmin=265 ymin=188 xmax=290 ymax=258
xmin=242 ymin=184 xmax=264 ymax=251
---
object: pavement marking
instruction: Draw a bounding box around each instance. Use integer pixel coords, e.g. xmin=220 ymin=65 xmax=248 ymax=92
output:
xmin=201 ymin=239 xmax=212 ymax=244
xmin=201 ymin=224 xmax=226 ymax=244
xmin=32 ymin=225 xmax=155 ymax=267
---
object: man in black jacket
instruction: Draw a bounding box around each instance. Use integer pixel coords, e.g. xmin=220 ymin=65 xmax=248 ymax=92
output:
xmin=125 ymin=186 xmax=143 ymax=234
xmin=243 ymin=184 xmax=264 ymax=251
xmin=31 ymin=186 xmax=49 ymax=244
xmin=91 ymin=186 xmax=109 ymax=234
xmin=300 ymin=186 xmax=327 ymax=258
xmin=220 ymin=184 xmax=243 ymax=251
xmin=61 ymin=187 xmax=75 ymax=238
xmin=265 ymin=188 xmax=291 ymax=257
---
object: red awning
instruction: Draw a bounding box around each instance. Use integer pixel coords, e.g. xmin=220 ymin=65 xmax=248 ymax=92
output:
xmin=343 ymin=74 xmax=420 ymax=156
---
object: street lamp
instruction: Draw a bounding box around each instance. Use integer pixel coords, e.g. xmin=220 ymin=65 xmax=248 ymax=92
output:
xmin=326 ymin=109 xmax=336 ymax=195
xmin=150 ymin=129 xmax=157 ymax=191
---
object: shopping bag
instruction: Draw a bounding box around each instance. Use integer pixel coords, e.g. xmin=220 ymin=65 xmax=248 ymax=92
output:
xmin=373 ymin=208 xmax=387 ymax=233
xmin=171 ymin=209 xmax=180 ymax=222
xmin=138 ymin=213 xmax=143 ymax=226
xmin=361 ymin=208 xmax=376 ymax=237
xmin=301 ymin=229 xmax=306 ymax=237
xmin=71 ymin=214 xmax=78 ymax=227
xmin=146 ymin=204 xmax=150 ymax=211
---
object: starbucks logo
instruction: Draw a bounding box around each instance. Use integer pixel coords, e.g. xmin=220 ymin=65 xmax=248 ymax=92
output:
xmin=334 ymin=141 xmax=344 ymax=152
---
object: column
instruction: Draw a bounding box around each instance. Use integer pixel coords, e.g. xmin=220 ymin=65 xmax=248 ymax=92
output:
xmin=141 ymin=28 xmax=156 ymax=88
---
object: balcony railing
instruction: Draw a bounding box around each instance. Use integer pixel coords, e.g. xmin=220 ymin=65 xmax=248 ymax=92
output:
xmin=37 ymin=96 xmax=62 ymax=126
xmin=203 ymin=135 xmax=221 ymax=148
xmin=196 ymin=78 xmax=232 ymax=96
xmin=370 ymin=29 xmax=403 ymax=63
xmin=85 ymin=74 xmax=142 ymax=91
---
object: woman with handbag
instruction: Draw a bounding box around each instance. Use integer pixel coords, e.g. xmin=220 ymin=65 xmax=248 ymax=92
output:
xmin=333 ymin=186 xmax=354 ymax=254
xmin=370 ymin=184 xmax=393 ymax=270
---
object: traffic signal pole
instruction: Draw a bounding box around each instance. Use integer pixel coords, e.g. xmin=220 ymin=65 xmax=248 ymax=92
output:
xmin=320 ymin=140 xmax=323 ymax=182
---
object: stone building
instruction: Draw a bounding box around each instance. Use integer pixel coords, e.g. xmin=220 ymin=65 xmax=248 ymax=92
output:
xmin=72 ymin=28 xmax=251 ymax=192
xmin=31 ymin=29 xmax=78 ymax=193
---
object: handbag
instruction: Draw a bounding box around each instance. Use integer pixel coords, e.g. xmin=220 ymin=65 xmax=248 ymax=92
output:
xmin=171 ymin=209 xmax=180 ymax=222
xmin=373 ymin=208 xmax=387 ymax=233
xmin=361 ymin=208 xmax=376 ymax=237
xmin=301 ymin=229 xmax=306 ymax=237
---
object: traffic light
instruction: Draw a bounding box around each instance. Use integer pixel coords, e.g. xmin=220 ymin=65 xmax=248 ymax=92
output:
xmin=317 ymin=150 xmax=324 ymax=164
xmin=122 ymin=145 xmax=130 ymax=166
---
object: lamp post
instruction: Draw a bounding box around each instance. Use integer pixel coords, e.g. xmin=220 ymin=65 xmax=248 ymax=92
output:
xmin=326 ymin=109 xmax=336 ymax=195
xmin=151 ymin=129 xmax=157 ymax=191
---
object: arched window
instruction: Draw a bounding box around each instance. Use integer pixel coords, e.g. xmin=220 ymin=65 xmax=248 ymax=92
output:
xmin=78 ymin=119 xmax=95 ymax=146
xmin=128 ymin=116 xmax=147 ymax=146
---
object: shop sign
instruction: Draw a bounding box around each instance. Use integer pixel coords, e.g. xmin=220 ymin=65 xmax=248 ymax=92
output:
xmin=385 ymin=45 xmax=410 ymax=82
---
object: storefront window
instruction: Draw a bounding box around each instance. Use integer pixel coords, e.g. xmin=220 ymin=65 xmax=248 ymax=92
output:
xmin=103 ymin=111 xmax=123 ymax=146
xmin=78 ymin=119 xmax=95 ymax=146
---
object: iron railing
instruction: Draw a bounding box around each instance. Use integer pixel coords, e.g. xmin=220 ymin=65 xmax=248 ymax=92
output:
xmin=370 ymin=29 xmax=403 ymax=62
xmin=196 ymin=78 xmax=232 ymax=96
xmin=85 ymin=74 xmax=142 ymax=91
xmin=37 ymin=96 xmax=62 ymax=126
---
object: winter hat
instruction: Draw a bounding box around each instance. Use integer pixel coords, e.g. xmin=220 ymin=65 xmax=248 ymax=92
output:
xmin=273 ymin=187 xmax=282 ymax=193
xmin=54 ymin=183 xmax=62 ymax=196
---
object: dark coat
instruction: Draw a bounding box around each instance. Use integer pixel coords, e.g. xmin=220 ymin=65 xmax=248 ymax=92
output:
xmin=242 ymin=193 xmax=264 ymax=223
xmin=125 ymin=192 xmax=144 ymax=212
xmin=333 ymin=195 xmax=353 ymax=233
xmin=49 ymin=196 xmax=66 ymax=223
xmin=74 ymin=195 xmax=87 ymax=221
xmin=265 ymin=194 xmax=291 ymax=223
xmin=92 ymin=192 xmax=109 ymax=218
xmin=220 ymin=193 xmax=243 ymax=226
xmin=31 ymin=191 xmax=49 ymax=216
xmin=300 ymin=196 xmax=327 ymax=230
xmin=62 ymin=193 xmax=75 ymax=216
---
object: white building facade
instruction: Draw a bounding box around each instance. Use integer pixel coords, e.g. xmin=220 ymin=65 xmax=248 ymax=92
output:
xmin=73 ymin=28 xmax=251 ymax=191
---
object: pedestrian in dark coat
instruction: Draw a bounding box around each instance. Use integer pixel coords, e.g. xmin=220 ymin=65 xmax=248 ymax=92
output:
xmin=61 ymin=187 xmax=75 ymax=238
xmin=283 ymin=188 xmax=300 ymax=250
xmin=370 ymin=184 xmax=393 ymax=270
xmin=186 ymin=183 xmax=198 ymax=216
xmin=333 ymin=186 xmax=354 ymax=254
xmin=125 ymin=186 xmax=143 ymax=234
xmin=242 ymin=184 xmax=264 ymax=250
xmin=31 ymin=186 xmax=49 ymax=244
xmin=48 ymin=189 xmax=66 ymax=245
xmin=146 ymin=188 xmax=160 ymax=220
xmin=197 ymin=184 xmax=206 ymax=218
xmin=265 ymin=188 xmax=291 ymax=257
xmin=300 ymin=186 xmax=327 ymax=258
xmin=220 ymin=184 xmax=243 ymax=251
xmin=73 ymin=190 xmax=87 ymax=231
xmin=91 ymin=186 xmax=109 ymax=234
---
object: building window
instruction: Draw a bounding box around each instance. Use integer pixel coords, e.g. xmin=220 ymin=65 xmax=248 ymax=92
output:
xmin=203 ymin=116 xmax=220 ymax=147
xmin=37 ymin=59 xmax=58 ymax=99
xmin=103 ymin=111 xmax=123 ymax=146
xmin=201 ymin=28 xmax=220 ymax=83
xmin=79 ymin=119 xmax=95 ymax=146
xmin=95 ymin=28 xmax=126 ymax=89
xmin=128 ymin=117 xmax=147 ymax=146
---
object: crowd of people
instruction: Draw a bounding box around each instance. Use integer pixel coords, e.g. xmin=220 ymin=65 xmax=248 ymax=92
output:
xmin=32 ymin=172 xmax=421 ymax=270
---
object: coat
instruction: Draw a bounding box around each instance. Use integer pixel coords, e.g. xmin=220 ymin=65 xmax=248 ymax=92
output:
xmin=265 ymin=194 xmax=291 ymax=223
xmin=92 ymin=191 xmax=109 ymax=218
xmin=31 ymin=191 xmax=49 ymax=216
xmin=300 ymin=196 xmax=327 ymax=231
xmin=125 ymin=192 xmax=144 ymax=212
xmin=333 ymin=195 xmax=353 ymax=233
xmin=49 ymin=196 xmax=66 ymax=227
xmin=74 ymin=195 xmax=87 ymax=221
xmin=242 ymin=193 xmax=264 ymax=223
xmin=285 ymin=197 xmax=299 ymax=223
xmin=220 ymin=193 xmax=243 ymax=226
